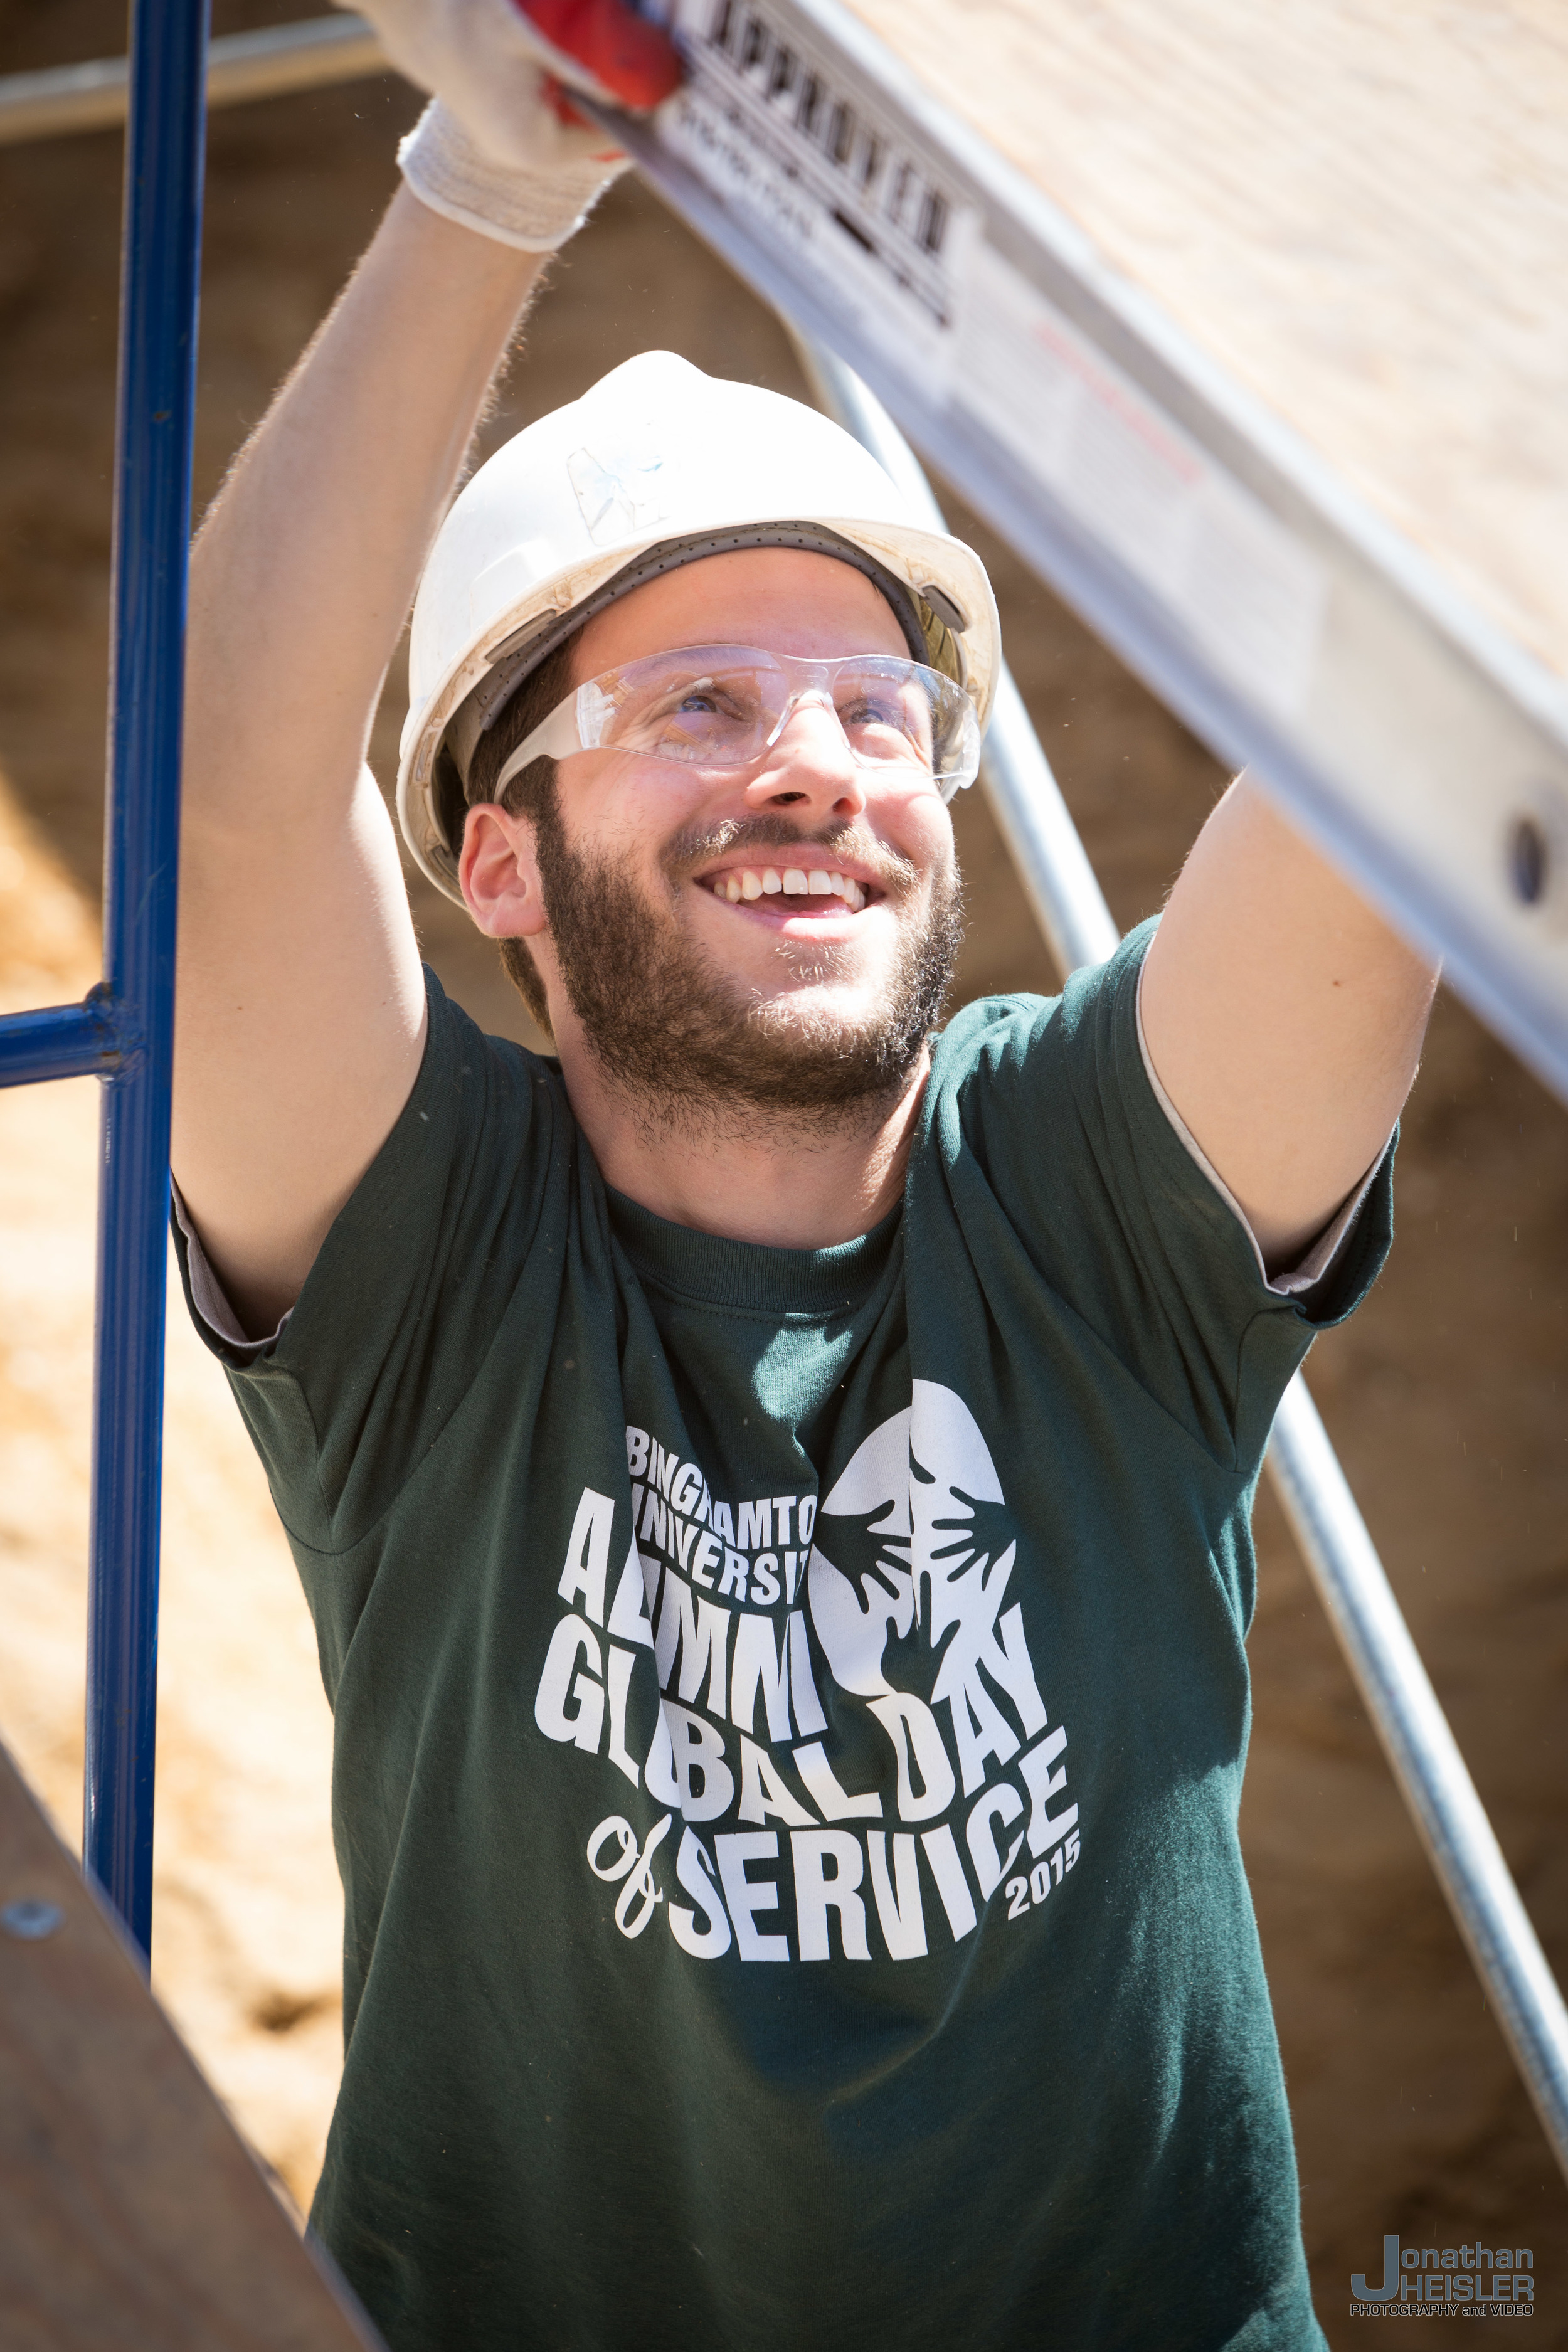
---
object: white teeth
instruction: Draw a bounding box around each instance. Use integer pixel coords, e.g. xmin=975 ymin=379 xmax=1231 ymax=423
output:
xmin=718 ymin=864 xmax=865 ymax=908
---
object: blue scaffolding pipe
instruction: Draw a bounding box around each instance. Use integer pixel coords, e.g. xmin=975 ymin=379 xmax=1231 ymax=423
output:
xmin=0 ymin=996 xmax=122 ymax=1086
xmin=86 ymin=0 xmax=209 ymax=1959
xmin=0 ymin=0 xmax=209 ymax=1961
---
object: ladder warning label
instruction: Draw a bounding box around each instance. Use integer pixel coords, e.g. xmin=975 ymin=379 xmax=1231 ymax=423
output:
xmin=658 ymin=0 xmax=978 ymax=393
xmin=961 ymin=244 xmax=1328 ymax=723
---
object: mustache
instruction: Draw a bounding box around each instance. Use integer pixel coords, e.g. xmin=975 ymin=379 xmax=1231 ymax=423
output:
xmin=660 ymin=813 xmax=921 ymax=895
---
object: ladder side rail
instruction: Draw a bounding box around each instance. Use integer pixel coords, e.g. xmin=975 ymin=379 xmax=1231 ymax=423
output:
xmin=793 ymin=331 xmax=1568 ymax=2186
xmin=83 ymin=0 xmax=210 ymax=1962
xmin=1268 ymin=1379 xmax=1568 ymax=2186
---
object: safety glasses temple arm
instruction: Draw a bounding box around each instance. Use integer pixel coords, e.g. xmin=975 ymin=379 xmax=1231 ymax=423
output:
xmin=490 ymin=697 xmax=585 ymax=798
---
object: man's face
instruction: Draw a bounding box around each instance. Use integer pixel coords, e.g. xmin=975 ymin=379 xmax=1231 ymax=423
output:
xmin=468 ymin=548 xmax=963 ymax=1122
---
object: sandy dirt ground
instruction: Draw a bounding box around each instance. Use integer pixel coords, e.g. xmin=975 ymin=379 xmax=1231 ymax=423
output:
xmin=0 ymin=3 xmax=1564 ymax=2337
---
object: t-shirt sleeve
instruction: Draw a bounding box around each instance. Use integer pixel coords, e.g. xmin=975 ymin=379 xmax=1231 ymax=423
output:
xmin=171 ymin=968 xmax=574 ymax=1553
xmin=923 ymin=918 xmax=1394 ymax=1471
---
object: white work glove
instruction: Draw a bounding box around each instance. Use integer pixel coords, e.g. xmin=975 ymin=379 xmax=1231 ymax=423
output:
xmin=342 ymin=0 xmax=682 ymax=251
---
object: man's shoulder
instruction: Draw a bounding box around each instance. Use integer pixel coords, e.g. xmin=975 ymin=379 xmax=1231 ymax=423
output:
xmin=929 ymin=987 xmax=1059 ymax=1080
xmin=927 ymin=922 xmax=1154 ymax=1096
xmin=418 ymin=965 xmax=570 ymax=1122
xmin=282 ymin=969 xmax=573 ymax=1342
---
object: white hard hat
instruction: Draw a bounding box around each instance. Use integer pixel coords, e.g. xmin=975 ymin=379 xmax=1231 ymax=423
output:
xmin=397 ymin=351 xmax=1000 ymax=901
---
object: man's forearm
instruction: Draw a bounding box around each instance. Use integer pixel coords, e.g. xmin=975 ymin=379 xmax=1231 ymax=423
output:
xmin=185 ymin=189 xmax=545 ymax=845
xmin=1140 ymin=774 xmax=1438 ymax=1267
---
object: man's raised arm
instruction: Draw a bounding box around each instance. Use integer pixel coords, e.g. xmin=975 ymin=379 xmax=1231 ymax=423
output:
xmin=176 ymin=201 xmax=544 ymax=1336
xmin=1140 ymin=774 xmax=1439 ymax=1273
xmin=172 ymin=0 xmax=680 ymax=1339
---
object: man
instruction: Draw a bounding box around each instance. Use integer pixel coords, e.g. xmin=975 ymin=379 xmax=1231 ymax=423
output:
xmin=172 ymin=2 xmax=1438 ymax=2344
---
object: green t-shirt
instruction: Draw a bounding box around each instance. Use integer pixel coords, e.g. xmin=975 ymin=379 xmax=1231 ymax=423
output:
xmin=184 ymin=921 xmax=1391 ymax=2352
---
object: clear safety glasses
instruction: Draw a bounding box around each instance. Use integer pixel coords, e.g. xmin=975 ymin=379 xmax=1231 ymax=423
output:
xmin=492 ymin=644 xmax=982 ymax=802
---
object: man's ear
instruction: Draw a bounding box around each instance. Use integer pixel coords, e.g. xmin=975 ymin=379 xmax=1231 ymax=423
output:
xmin=460 ymin=802 xmax=550 ymax=939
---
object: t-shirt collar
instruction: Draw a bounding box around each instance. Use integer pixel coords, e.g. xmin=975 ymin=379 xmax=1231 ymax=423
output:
xmin=606 ymin=1185 xmax=900 ymax=1315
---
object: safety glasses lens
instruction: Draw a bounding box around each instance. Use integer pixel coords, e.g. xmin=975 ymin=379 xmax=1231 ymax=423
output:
xmin=577 ymin=648 xmax=975 ymax=781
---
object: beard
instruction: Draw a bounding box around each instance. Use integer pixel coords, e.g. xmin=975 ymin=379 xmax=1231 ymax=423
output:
xmin=531 ymin=798 xmax=963 ymax=1131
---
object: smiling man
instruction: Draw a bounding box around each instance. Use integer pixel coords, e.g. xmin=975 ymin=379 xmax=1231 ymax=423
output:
xmin=470 ymin=548 xmax=963 ymax=1079
xmin=171 ymin=4 xmax=1438 ymax=2347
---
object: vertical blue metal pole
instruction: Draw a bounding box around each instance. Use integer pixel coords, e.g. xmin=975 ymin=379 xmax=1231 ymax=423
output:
xmin=83 ymin=0 xmax=209 ymax=1960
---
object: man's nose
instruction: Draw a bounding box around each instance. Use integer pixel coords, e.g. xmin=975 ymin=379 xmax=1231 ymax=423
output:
xmin=743 ymin=696 xmax=867 ymax=820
